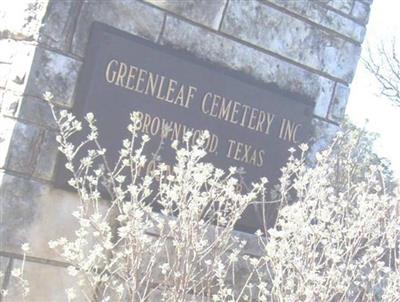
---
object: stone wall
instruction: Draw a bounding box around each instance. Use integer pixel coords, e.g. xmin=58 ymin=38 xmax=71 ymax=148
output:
xmin=0 ymin=0 xmax=371 ymax=300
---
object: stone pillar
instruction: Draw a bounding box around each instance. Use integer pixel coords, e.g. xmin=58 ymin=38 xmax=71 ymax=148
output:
xmin=0 ymin=0 xmax=372 ymax=300
xmin=0 ymin=1 xmax=84 ymax=300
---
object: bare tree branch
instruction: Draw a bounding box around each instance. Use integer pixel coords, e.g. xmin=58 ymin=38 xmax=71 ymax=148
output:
xmin=364 ymin=38 xmax=400 ymax=105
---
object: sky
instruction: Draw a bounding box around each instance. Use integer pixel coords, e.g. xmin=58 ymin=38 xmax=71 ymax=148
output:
xmin=346 ymin=0 xmax=400 ymax=178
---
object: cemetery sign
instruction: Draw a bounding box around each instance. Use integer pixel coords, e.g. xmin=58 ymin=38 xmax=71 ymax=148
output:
xmin=55 ymin=22 xmax=314 ymax=231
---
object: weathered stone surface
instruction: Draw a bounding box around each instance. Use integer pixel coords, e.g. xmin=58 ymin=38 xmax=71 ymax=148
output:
xmin=0 ymin=101 xmax=57 ymax=180
xmin=309 ymin=118 xmax=340 ymax=161
xmin=0 ymin=179 xmax=83 ymax=262
xmin=5 ymin=120 xmax=42 ymax=175
xmin=0 ymin=172 xmax=47 ymax=252
xmin=38 ymin=0 xmax=83 ymax=51
xmin=0 ymin=0 xmax=49 ymax=40
xmin=317 ymin=0 xmax=353 ymax=15
xmin=266 ymin=0 xmax=366 ymax=43
xmin=5 ymin=46 xmax=80 ymax=108
xmin=145 ymin=0 xmax=227 ymax=29
xmin=328 ymin=83 xmax=350 ymax=123
xmin=221 ymin=0 xmax=361 ymax=82
xmin=33 ymin=130 xmax=58 ymax=181
xmin=314 ymin=80 xmax=336 ymax=118
xmin=351 ymin=0 xmax=370 ymax=24
xmin=7 ymin=260 xmax=85 ymax=302
xmin=16 ymin=95 xmax=57 ymax=129
xmin=161 ymin=17 xmax=335 ymax=110
xmin=25 ymin=48 xmax=81 ymax=108
xmin=72 ymin=0 xmax=164 ymax=58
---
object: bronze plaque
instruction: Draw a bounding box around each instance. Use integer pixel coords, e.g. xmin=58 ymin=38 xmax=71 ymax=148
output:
xmin=55 ymin=22 xmax=314 ymax=232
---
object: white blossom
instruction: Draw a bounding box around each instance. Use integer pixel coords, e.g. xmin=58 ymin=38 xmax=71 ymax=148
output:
xmin=16 ymin=108 xmax=396 ymax=302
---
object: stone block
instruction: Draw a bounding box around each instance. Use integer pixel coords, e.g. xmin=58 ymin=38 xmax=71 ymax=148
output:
xmin=144 ymin=0 xmax=227 ymax=29
xmin=316 ymin=0 xmax=353 ymax=15
xmin=0 ymin=110 xmax=56 ymax=180
xmin=266 ymin=0 xmax=366 ymax=43
xmin=12 ymin=94 xmax=57 ymax=129
xmin=328 ymin=83 xmax=350 ymax=123
xmin=313 ymin=80 xmax=336 ymax=119
xmin=72 ymin=0 xmax=164 ymax=58
xmin=0 ymin=174 xmax=83 ymax=262
xmin=4 ymin=46 xmax=77 ymax=107
xmin=0 ymin=0 xmax=49 ymax=40
xmin=38 ymin=0 xmax=83 ymax=52
xmin=308 ymin=118 xmax=340 ymax=161
xmin=25 ymin=48 xmax=81 ymax=108
xmin=0 ymin=173 xmax=47 ymax=252
xmin=351 ymin=1 xmax=370 ymax=24
xmin=161 ymin=17 xmax=335 ymax=111
xmin=6 ymin=260 xmax=85 ymax=302
xmin=33 ymin=130 xmax=58 ymax=181
xmin=221 ymin=0 xmax=361 ymax=83
xmin=3 ymin=45 xmax=77 ymax=107
xmin=4 ymin=121 xmax=42 ymax=175
xmin=0 ymin=112 xmax=57 ymax=181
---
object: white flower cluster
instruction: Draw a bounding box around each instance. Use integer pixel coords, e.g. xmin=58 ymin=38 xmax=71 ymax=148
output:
xmin=45 ymin=105 xmax=268 ymax=301
xmin=6 ymin=97 xmax=395 ymax=302
xmin=253 ymin=139 xmax=400 ymax=302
